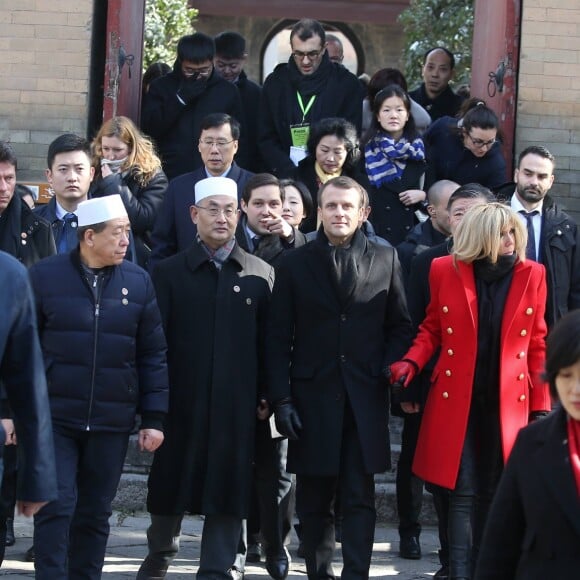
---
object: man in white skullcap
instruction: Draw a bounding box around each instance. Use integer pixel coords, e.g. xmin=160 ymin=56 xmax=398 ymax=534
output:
xmin=28 ymin=194 xmax=169 ymax=580
xmin=137 ymin=177 xmax=274 ymax=580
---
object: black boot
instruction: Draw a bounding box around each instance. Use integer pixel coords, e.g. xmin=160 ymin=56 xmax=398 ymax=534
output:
xmin=5 ymin=518 xmax=15 ymax=546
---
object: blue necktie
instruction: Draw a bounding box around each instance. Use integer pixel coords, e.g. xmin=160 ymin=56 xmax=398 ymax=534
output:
xmin=58 ymin=213 xmax=78 ymax=254
xmin=519 ymin=210 xmax=539 ymax=261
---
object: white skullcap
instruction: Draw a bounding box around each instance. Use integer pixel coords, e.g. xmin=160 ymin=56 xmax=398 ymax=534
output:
xmin=77 ymin=195 xmax=128 ymax=227
xmin=194 ymin=177 xmax=238 ymax=204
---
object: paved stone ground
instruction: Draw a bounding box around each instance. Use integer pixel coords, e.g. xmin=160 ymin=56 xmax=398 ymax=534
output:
xmin=3 ymin=512 xmax=444 ymax=578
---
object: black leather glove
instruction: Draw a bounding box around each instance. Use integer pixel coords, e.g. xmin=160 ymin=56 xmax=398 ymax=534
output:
xmin=273 ymin=398 xmax=302 ymax=440
xmin=176 ymin=77 xmax=206 ymax=104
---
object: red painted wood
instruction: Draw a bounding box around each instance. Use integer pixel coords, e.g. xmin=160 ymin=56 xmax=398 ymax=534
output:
xmin=190 ymin=0 xmax=409 ymax=24
xmin=471 ymin=0 xmax=519 ymax=177
xmin=103 ymin=0 xmax=146 ymax=124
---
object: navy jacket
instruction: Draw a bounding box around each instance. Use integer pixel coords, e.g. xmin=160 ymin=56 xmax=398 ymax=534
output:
xmin=149 ymin=163 xmax=253 ymax=268
xmin=28 ymin=250 xmax=169 ymax=433
xmin=0 ymin=251 xmax=57 ymax=503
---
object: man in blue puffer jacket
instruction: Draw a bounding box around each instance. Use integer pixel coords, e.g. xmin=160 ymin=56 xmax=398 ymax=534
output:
xmin=28 ymin=195 xmax=169 ymax=580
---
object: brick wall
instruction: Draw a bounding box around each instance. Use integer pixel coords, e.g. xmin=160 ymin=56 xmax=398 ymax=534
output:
xmin=516 ymin=0 xmax=580 ymax=221
xmin=0 ymin=1 xmax=92 ymax=181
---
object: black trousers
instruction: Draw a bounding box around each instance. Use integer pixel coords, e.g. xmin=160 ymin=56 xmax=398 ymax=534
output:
xmin=296 ymin=404 xmax=376 ymax=580
xmin=251 ymin=423 xmax=295 ymax=555
xmin=396 ymin=411 xmax=424 ymax=540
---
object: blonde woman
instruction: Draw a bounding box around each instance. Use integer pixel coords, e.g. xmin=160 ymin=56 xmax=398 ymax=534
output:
xmin=389 ymin=203 xmax=551 ymax=579
xmin=91 ymin=116 xmax=167 ymax=267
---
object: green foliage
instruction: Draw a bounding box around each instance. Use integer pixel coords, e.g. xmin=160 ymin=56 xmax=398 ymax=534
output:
xmin=398 ymin=0 xmax=474 ymax=89
xmin=143 ymin=0 xmax=198 ymax=70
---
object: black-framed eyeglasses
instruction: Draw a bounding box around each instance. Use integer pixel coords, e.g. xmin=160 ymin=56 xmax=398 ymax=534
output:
xmin=467 ymin=134 xmax=496 ymax=148
xmin=199 ymin=139 xmax=235 ymax=149
xmin=195 ymin=205 xmax=237 ymax=218
xmin=292 ymin=49 xmax=323 ymax=61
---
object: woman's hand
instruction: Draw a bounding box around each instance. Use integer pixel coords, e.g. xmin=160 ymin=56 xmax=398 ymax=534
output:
xmin=399 ymin=189 xmax=426 ymax=206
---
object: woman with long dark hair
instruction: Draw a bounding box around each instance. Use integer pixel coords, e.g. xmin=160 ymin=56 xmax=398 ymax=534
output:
xmin=360 ymin=84 xmax=427 ymax=245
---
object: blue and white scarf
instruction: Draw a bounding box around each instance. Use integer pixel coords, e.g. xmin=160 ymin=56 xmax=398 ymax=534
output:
xmin=365 ymin=135 xmax=425 ymax=187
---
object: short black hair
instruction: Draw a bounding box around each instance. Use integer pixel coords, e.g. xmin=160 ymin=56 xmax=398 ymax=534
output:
xmin=215 ymin=31 xmax=246 ymax=59
xmin=242 ymin=173 xmax=280 ymax=204
xmin=47 ymin=134 xmax=91 ymax=169
xmin=367 ymin=68 xmax=408 ymax=101
xmin=447 ymin=183 xmax=495 ymax=210
xmin=0 ymin=141 xmax=17 ymax=170
xmin=423 ymin=46 xmax=455 ymax=69
xmin=306 ymin=117 xmax=360 ymax=171
xmin=199 ymin=113 xmax=241 ymax=141
xmin=545 ymin=310 xmax=580 ymax=398
xmin=290 ymin=19 xmax=326 ymax=45
xmin=279 ymin=178 xmax=314 ymax=219
xmin=517 ymin=145 xmax=556 ymax=170
xmin=177 ymin=33 xmax=215 ymax=64
xmin=459 ymin=98 xmax=500 ymax=132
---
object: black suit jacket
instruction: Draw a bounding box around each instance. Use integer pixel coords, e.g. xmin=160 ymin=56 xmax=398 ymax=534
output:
xmin=475 ymin=406 xmax=580 ymax=579
xmin=266 ymin=231 xmax=412 ymax=476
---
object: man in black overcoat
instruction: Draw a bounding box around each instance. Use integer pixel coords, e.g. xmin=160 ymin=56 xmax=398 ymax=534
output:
xmin=266 ymin=176 xmax=412 ymax=579
xmin=138 ymin=177 xmax=274 ymax=580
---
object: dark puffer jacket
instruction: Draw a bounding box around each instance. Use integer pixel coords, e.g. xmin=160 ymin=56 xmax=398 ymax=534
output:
xmin=28 ymin=250 xmax=168 ymax=432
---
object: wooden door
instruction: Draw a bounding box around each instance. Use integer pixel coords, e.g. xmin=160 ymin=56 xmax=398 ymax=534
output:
xmin=471 ymin=0 xmax=520 ymax=177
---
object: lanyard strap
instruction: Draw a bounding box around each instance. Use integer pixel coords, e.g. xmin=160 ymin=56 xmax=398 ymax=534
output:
xmin=297 ymin=92 xmax=316 ymax=123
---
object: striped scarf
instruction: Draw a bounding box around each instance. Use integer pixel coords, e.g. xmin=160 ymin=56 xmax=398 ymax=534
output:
xmin=365 ymin=134 xmax=425 ymax=187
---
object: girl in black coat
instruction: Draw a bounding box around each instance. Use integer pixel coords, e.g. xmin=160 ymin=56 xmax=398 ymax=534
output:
xmin=360 ymin=85 xmax=427 ymax=246
xmin=475 ymin=309 xmax=580 ymax=579
xmin=90 ymin=116 xmax=168 ymax=268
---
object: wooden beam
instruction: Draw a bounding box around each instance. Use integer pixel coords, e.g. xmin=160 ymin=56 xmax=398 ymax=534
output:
xmin=192 ymin=0 xmax=409 ymax=25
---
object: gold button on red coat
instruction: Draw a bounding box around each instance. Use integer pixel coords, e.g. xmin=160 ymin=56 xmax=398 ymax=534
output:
xmin=442 ymin=392 xmax=449 ymax=399
xmin=518 ymin=373 xmax=525 ymax=381
xmin=526 ymin=307 xmax=533 ymax=315
xmin=517 ymin=351 xmax=525 ymax=359
xmin=445 ymin=370 xmax=452 ymax=377
xmin=520 ymin=329 xmax=527 ymax=337
xmin=442 ymin=306 xmax=449 ymax=313
xmin=447 ymin=327 xmax=453 ymax=335
xmin=447 ymin=349 xmax=454 ymax=356
xmin=519 ymin=394 xmax=526 ymax=402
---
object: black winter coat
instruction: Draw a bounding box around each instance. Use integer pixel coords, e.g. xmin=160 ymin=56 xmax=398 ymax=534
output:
xmin=259 ymin=55 xmax=363 ymax=177
xmin=0 ymin=198 xmax=55 ymax=266
xmin=141 ymin=68 xmax=245 ymax=180
xmin=89 ymin=169 xmax=168 ymax=268
xmin=236 ymin=71 xmax=263 ymax=172
xmin=475 ymin=406 xmax=580 ymax=579
xmin=266 ymin=231 xmax=412 ymax=475
xmin=147 ymin=241 xmax=274 ymax=517
xmin=28 ymin=250 xmax=169 ymax=432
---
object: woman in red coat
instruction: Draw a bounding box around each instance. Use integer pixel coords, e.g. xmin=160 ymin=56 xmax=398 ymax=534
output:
xmin=389 ymin=202 xmax=551 ymax=579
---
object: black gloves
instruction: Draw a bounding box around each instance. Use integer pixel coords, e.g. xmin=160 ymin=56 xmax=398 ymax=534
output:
xmin=176 ymin=77 xmax=206 ymax=104
xmin=274 ymin=398 xmax=302 ymax=440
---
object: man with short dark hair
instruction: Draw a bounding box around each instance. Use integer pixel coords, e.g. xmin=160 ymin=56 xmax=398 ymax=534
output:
xmin=0 ymin=141 xmax=55 ymax=265
xmin=409 ymin=47 xmax=464 ymax=121
xmin=259 ymin=19 xmax=363 ymax=177
xmin=137 ymin=177 xmax=274 ymax=580
xmin=215 ymin=31 xmax=262 ymax=172
xmin=141 ymin=32 xmax=246 ymax=180
xmin=29 ymin=195 xmax=169 ymax=580
xmin=266 ymin=175 xmax=411 ymax=578
xmin=35 ymin=133 xmax=94 ymax=254
xmin=149 ymin=113 xmax=253 ymax=267
xmin=510 ymin=145 xmax=579 ymax=328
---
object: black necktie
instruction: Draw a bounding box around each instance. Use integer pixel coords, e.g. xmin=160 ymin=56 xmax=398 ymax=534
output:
xmin=251 ymin=235 xmax=261 ymax=253
xmin=519 ymin=210 xmax=539 ymax=261
xmin=58 ymin=213 xmax=78 ymax=254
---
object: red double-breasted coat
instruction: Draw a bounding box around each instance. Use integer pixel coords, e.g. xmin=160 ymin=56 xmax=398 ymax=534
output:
xmin=405 ymin=256 xmax=551 ymax=489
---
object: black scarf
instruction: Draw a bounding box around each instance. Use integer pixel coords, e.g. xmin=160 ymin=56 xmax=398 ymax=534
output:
xmin=472 ymin=254 xmax=517 ymax=404
xmin=315 ymin=227 xmax=366 ymax=306
xmin=287 ymin=52 xmax=333 ymax=98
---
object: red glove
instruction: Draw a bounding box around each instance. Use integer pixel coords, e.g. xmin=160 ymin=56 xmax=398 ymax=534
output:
xmin=388 ymin=360 xmax=418 ymax=390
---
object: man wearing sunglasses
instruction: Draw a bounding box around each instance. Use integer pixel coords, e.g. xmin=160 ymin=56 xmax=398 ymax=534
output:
xmin=259 ymin=19 xmax=363 ymax=178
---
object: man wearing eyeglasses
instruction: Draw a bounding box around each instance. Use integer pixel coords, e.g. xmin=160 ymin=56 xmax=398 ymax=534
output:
xmin=137 ymin=176 xmax=274 ymax=580
xmin=259 ymin=19 xmax=363 ymax=178
xmin=141 ymin=32 xmax=246 ymax=181
xmin=215 ymin=31 xmax=263 ymax=173
xmin=149 ymin=113 xmax=254 ymax=270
